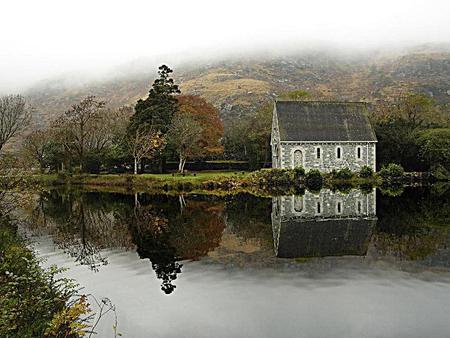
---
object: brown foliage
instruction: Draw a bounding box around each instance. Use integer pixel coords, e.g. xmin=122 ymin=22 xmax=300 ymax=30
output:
xmin=177 ymin=95 xmax=224 ymax=155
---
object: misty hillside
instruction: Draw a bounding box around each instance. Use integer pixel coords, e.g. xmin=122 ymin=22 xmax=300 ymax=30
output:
xmin=25 ymin=46 xmax=450 ymax=127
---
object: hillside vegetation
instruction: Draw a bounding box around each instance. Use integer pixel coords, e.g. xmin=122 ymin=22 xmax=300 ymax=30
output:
xmin=25 ymin=46 xmax=450 ymax=127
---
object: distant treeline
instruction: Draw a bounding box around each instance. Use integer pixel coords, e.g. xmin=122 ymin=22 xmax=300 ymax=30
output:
xmin=1 ymin=66 xmax=449 ymax=177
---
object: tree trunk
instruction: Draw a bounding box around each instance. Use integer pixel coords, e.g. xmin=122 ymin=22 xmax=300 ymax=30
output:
xmin=178 ymin=155 xmax=183 ymax=173
xmin=134 ymin=193 xmax=139 ymax=208
xmin=134 ymin=157 xmax=138 ymax=175
xmin=157 ymin=158 xmax=163 ymax=174
xmin=161 ymin=156 xmax=167 ymax=173
xmin=179 ymin=195 xmax=186 ymax=213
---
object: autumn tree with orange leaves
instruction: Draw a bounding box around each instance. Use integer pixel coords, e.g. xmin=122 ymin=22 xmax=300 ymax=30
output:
xmin=168 ymin=95 xmax=223 ymax=172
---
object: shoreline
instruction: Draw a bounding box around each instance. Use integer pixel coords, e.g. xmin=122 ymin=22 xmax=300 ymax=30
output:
xmin=26 ymin=170 xmax=440 ymax=195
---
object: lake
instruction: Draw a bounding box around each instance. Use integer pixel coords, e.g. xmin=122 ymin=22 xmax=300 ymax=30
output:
xmin=21 ymin=185 xmax=450 ymax=338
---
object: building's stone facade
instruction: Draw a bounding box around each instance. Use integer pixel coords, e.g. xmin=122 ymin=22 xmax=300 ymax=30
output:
xmin=271 ymin=189 xmax=377 ymax=258
xmin=271 ymin=101 xmax=377 ymax=172
xmin=272 ymin=189 xmax=377 ymax=221
xmin=272 ymin=141 xmax=376 ymax=172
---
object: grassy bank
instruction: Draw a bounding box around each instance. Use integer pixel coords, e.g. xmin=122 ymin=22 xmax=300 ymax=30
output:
xmin=28 ymin=169 xmax=385 ymax=195
xmin=31 ymin=171 xmax=250 ymax=190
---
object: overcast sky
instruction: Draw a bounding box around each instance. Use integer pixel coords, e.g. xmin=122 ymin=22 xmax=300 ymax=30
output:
xmin=1 ymin=0 xmax=450 ymax=92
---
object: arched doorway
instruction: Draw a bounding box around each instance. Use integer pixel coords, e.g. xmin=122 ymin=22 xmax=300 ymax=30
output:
xmin=294 ymin=195 xmax=304 ymax=212
xmin=293 ymin=149 xmax=303 ymax=168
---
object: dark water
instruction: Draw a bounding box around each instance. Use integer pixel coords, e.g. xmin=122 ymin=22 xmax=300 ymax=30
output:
xmin=23 ymin=186 xmax=450 ymax=338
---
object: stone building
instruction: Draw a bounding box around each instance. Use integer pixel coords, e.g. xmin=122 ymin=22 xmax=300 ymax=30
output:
xmin=271 ymin=189 xmax=377 ymax=258
xmin=271 ymin=101 xmax=377 ymax=172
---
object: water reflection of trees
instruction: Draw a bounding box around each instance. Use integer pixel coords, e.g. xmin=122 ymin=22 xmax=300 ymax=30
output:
xmin=128 ymin=194 xmax=225 ymax=294
xmin=29 ymin=190 xmax=135 ymax=271
xmin=25 ymin=185 xmax=450 ymax=292
xmin=226 ymin=194 xmax=272 ymax=244
xmin=374 ymin=186 xmax=449 ymax=260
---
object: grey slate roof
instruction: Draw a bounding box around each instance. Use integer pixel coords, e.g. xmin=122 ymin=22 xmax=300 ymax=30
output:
xmin=276 ymin=218 xmax=376 ymax=258
xmin=275 ymin=101 xmax=377 ymax=142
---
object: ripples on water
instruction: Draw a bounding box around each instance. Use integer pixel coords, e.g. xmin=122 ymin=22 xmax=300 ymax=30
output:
xmin=22 ymin=185 xmax=450 ymax=338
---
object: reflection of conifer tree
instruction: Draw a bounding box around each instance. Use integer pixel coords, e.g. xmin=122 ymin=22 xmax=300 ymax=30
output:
xmin=129 ymin=194 xmax=225 ymax=294
xmin=139 ymin=231 xmax=182 ymax=295
xmin=130 ymin=203 xmax=182 ymax=295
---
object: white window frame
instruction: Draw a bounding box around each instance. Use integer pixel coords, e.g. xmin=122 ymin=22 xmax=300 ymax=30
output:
xmin=336 ymin=146 xmax=343 ymax=160
xmin=291 ymin=195 xmax=305 ymax=215
xmin=355 ymin=146 xmax=362 ymax=160
xmin=335 ymin=200 xmax=343 ymax=215
xmin=315 ymin=146 xmax=322 ymax=160
xmin=355 ymin=199 xmax=363 ymax=214
xmin=315 ymin=200 xmax=322 ymax=216
xmin=290 ymin=147 xmax=305 ymax=169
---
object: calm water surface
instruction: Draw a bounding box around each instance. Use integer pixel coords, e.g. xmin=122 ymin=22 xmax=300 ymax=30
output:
xmin=22 ymin=186 xmax=450 ymax=338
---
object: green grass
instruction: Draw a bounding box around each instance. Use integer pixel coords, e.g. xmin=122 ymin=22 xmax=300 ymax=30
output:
xmin=27 ymin=169 xmax=411 ymax=195
xmin=137 ymin=171 xmax=246 ymax=180
xmin=30 ymin=171 xmax=251 ymax=189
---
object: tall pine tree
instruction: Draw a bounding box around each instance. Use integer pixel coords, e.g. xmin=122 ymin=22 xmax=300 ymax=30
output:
xmin=129 ymin=65 xmax=180 ymax=134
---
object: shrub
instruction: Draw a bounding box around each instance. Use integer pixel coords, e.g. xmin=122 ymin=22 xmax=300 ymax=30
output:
xmin=417 ymin=128 xmax=450 ymax=171
xmin=305 ymin=169 xmax=323 ymax=190
xmin=331 ymin=167 xmax=354 ymax=180
xmin=359 ymin=183 xmax=375 ymax=194
xmin=253 ymin=169 xmax=295 ymax=186
xmin=0 ymin=223 xmax=90 ymax=337
xmin=83 ymin=155 xmax=102 ymax=174
xmin=293 ymin=166 xmax=305 ymax=179
xmin=379 ymin=184 xmax=405 ymax=197
xmin=359 ymin=166 xmax=374 ymax=178
xmin=335 ymin=183 xmax=353 ymax=194
xmin=431 ymin=164 xmax=450 ymax=181
xmin=379 ymin=163 xmax=405 ymax=179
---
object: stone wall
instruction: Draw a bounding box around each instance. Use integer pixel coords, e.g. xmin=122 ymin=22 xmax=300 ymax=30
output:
xmin=273 ymin=188 xmax=377 ymax=220
xmin=271 ymin=108 xmax=282 ymax=168
xmin=279 ymin=142 xmax=376 ymax=172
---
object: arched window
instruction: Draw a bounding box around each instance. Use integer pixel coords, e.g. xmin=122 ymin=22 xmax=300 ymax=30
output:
xmin=356 ymin=200 xmax=362 ymax=214
xmin=336 ymin=201 xmax=342 ymax=214
xmin=293 ymin=150 xmax=303 ymax=168
xmin=316 ymin=201 xmax=321 ymax=214
xmin=316 ymin=147 xmax=321 ymax=159
xmin=336 ymin=146 xmax=342 ymax=159
xmin=294 ymin=195 xmax=303 ymax=212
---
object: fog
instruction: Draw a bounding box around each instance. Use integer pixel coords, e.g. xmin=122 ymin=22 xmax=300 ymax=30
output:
xmin=1 ymin=0 xmax=450 ymax=93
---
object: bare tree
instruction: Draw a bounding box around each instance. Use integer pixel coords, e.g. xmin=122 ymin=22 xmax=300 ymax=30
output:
xmin=0 ymin=94 xmax=32 ymax=151
xmin=0 ymin=155 xmax=28 ymax=219
xmin=129 ymin=127 xmax=166 ymax=174
xmin=84 ymin=107 xmax=130 ymax=155
xmin=167 ymin=112 xmax=203 ymax=173
xmin=21 ymin=129 xmax=53 ymax=172
xmin=55 ymin=96 xmax=106 ymax=171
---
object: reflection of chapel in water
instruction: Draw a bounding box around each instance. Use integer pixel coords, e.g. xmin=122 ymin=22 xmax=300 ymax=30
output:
xmin=272 ymin=189 xmax=377 ymax=258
